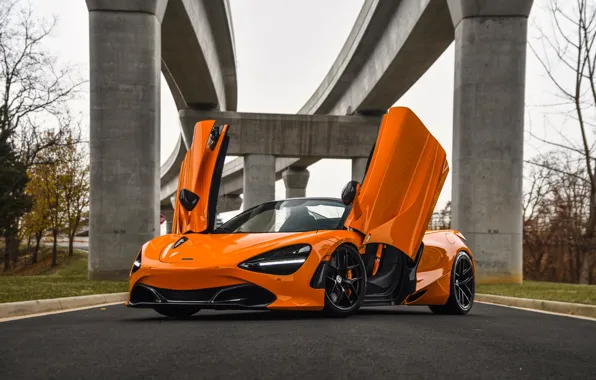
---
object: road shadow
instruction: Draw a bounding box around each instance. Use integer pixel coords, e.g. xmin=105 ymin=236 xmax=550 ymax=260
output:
xmin=119 ymin=305 xmax=469 ymax=323
xmin=123 ymin=310 xmax=325 ymax=322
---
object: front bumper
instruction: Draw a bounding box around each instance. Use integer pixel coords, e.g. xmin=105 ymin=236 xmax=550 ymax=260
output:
xmin=127 ymin=261 xmax=326 ymax=311
xmin=128 ymin=283 xmax=277 ymax=310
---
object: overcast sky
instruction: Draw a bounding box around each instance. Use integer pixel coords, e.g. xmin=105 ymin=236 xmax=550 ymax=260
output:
xmin=32 ymin=0 xmax=581 ymax=222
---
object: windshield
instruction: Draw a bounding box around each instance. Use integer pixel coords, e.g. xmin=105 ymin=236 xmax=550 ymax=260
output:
xmin=214 ymin=198 xmax=348 ymax=233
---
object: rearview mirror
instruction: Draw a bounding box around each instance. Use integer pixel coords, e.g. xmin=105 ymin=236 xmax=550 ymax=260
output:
xmin=341 ymin=181 xmax=359 ymax=205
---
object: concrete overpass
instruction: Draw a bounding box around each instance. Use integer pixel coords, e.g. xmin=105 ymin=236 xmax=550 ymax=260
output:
xmin=159 ymin=0 xmax=455 ymax=208
xmin=160 ymin=111 xmax=382 ymax=211
xmin=198 ymin=0 xmax=453 ymax=198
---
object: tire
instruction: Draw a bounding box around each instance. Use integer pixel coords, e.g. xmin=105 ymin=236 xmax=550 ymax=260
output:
xmin=429 ymin=251 xmax=475 ymax=315
xmin=154 ymin=306 xmax=201 ymax=319
xmin=323 ymin=245 xmax=367 ymax=317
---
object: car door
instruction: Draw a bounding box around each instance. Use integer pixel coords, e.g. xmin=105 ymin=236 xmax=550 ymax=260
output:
xmin=344 ymin=107 xmax=449 ymax=260
xmin=172 ymin=120 xmax=229 ymax=234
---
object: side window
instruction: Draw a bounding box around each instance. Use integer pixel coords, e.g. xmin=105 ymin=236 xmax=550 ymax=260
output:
xmin=307 ymin=205 xmax=345 ymax=220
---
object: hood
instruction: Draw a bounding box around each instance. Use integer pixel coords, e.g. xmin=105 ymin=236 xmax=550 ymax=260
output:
xmin=144 ymin=232 xmax=321 ymax=266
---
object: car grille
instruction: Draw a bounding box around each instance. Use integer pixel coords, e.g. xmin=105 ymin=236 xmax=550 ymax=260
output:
xmin=129 ymin=283 xmax=276 ymax=308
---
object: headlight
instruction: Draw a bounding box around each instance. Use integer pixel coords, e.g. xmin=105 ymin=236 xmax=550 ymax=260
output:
xmin=130 ymin=250 xmax=142 ymax=276
xmin=239 ymin=244 xmax=311 ymax=275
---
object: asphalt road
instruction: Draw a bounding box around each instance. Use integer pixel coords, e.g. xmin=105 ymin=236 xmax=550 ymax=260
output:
xmin=0 ymin=303 xmax=594 ymax=380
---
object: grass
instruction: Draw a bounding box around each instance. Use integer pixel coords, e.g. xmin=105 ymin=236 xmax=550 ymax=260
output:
xmin=477 ymin=280 xmax=596 ymax=305
xmin=0 ymin=250 xmax=127 ymax=303
xmin=3 ymin=246 xmax=68 ymax=276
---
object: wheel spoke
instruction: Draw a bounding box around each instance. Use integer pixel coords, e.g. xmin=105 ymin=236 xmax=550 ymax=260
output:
xmin=348 ymin=283 xmax=358 ymax=297
xmin=460 ymin=287 xmax=471 ymax=304
xmin=462 ymin=264 xmax=472 ymax=275
xmin=343 ymin=277 xmax=361 ymax=285
xmin=336 ymin=288 xmax=345 ymax=304
xmin=330 ymin=283 xmax=337 ymax=295
xmin=454 ymin=261 xmax=461 ymax=278
xmin=461 ymin=283 xmax=472 ymax=298
xmin=344 ymin=286 xmax=354 ymax=304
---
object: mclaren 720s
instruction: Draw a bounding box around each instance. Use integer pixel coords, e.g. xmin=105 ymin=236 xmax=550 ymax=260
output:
xmin=126 ymin=107 xmax=476 ymax=318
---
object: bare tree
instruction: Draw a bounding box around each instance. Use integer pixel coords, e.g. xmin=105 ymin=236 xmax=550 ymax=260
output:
xmin=35 ymin=139 xmax=65 ymax=267
xmin=523 ymin=154 xmax=558 ymax=277
xmin=0 ymin=1 xmax=81 ymax=142
xmin=530 ymin=0 xmax=596 ymax=283
xmin=0 ymin=0 xmax=83 ymax=265
xmin=59 ymin=126 xmax=89 ymax=257
xmin=428 ymin=202 xmax=451 ymax=230
xmin=523 ymin=151 xmax=591 ymax=281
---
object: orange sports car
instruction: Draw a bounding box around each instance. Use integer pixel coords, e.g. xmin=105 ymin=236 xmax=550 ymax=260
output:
xmin=126 ymin=107 xmax=475 ymax=318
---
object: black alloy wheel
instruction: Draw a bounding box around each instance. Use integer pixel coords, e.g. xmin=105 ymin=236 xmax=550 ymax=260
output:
xmin=429 ymin=251 xmax=475 ymax=315
xmin=323 ymin=245 xmax=367 ymax=317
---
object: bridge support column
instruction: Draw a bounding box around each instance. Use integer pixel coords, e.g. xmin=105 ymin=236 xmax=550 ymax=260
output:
xmin=282 ymin=167 xmax=310 ymax=198
xmin=352 ymin=158 xmax=368 ymax=183
xmin=448 ymin=0 xmax=533 ymax=284
xmin=243 ymin=155 xmax=275 ymax=210
xmin=217 ymin=194 xmax=243 ymax=213
xmin=86 ymin=0 xmax=168 ymax=280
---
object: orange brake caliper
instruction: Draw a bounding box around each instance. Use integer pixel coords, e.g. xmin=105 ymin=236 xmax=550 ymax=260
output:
xmin=346 ymin=268 xmax=353 ymax=296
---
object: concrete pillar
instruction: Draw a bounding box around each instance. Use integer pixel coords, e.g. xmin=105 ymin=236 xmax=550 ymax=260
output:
xmin=352 ymin=158 xmax=368 ymax=183
xmin=282 ymin=167 xmax=310 ymax=198
xmin=243 ymin=155 xmax=275 ymax=210
xmin=447 ymin=0 xmax=533 ymax=284
xmin=217 ymin=194 xmax=243 ymax=213
xmin=87 ymin=0 xmax=168 ymax=280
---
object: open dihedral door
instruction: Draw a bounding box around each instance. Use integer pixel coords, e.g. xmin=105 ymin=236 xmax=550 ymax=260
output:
xmin=344 ymin=107 xmax=449 ymax=260
xmin=172 ymin=120 xmax=229 ymax=234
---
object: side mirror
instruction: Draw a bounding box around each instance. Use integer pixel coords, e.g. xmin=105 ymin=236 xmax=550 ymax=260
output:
xmin=341 ymin=180 xmax=360 ymax=205
xmin=179 ymin=188 xmax=200 ymax=211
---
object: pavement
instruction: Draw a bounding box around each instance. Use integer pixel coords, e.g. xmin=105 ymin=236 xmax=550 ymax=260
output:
xmin=0 ymin=303 xmax=594 ymax=379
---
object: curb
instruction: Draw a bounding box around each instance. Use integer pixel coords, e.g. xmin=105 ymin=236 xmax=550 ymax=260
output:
xmin=2 ymin=292 xmax=594 ymax=319
xmin=476 ymin=293 xmax=596 ymax=318
xmin=0 ymin=293 xmax=128 ymax=319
